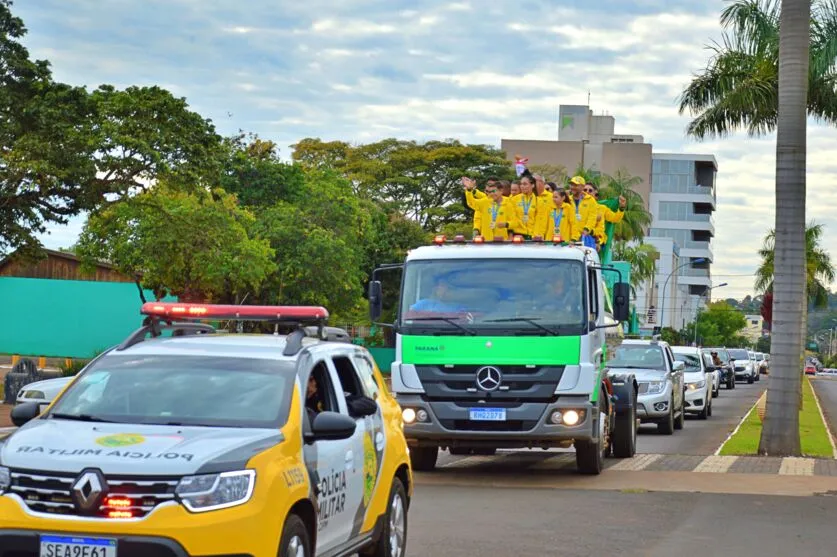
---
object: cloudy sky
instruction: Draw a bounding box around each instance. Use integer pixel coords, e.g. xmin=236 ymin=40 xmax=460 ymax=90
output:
xmin=17 ymin=0 xmax=837 ymax=301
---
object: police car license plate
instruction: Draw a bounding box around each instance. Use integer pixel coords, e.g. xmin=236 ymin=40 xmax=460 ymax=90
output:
xmin=40 ymin=535 xmax=117 ymax=557
xmin=469 ymin=408 xmax=506 ymax=421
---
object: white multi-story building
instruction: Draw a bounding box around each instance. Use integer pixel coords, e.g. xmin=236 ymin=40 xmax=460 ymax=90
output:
xmin=647 ymin=153 xmax=718 ymax=299
xmin=634 ymin=237 xmax=701 ymax=332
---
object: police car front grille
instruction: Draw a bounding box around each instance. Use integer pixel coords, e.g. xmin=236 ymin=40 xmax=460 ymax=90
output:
xmin=9 ymin=470 xmax=180 ymax=518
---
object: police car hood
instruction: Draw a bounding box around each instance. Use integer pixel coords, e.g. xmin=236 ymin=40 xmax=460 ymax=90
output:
xmin=0 ymin=420 xmax=283 ymax=476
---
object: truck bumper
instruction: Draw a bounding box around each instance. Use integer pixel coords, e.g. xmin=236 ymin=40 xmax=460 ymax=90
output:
xmin=396 ymin=394 xmax=600 ymax=449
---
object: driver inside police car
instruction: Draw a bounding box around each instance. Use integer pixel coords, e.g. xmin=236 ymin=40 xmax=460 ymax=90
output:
xmin=306 ymin=375 xmax=325 ymax=421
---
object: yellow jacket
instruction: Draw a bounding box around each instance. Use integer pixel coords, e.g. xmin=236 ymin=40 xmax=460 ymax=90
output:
xmin=567 ymin=193 xmax=599 ymax=240
xmin=465 ymin=190 xmax=513 ymax=241
xmin=470 ymin=189 xmax=487 ymax=231
xmin=509 ymin=192 xmax=547 ymax=237
xmin=542 ymin=202 xmax=573 ymax=242
xmin=593 ymin=203 xmax=624 ymax=244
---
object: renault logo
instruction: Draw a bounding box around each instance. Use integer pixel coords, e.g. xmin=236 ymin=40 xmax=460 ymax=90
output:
xmin=475 ymin=366 xmax=502 ymax=392
xmin=72 ymin=470 xmax=107 ymax=512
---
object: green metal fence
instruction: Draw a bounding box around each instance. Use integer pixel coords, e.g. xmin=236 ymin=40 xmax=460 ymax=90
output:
xmin=0 ymin=277 xmax=166 ymax=359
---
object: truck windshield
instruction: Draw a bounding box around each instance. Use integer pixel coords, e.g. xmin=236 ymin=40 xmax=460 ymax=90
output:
xmin=607 ymin=345 xmax=667 ymax=371
xmin=48 ymin=355 xmax=296 ymax=428
xmin=399 ymin=258 xmax=586 ymax=335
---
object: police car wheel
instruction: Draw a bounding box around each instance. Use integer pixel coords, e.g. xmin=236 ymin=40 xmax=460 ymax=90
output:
xmin=279 ymin=514 xmax=311 ymax=557
xmin=362 ymin=478 xmax=408 ymax=557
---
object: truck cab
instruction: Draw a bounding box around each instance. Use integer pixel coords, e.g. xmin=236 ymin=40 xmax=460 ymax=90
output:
xmin=369 ymin=236 xmax=638 ymax=475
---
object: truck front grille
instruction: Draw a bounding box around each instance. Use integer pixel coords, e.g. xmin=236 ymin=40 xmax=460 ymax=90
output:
xmin=440 ymin=419 xmax=538 ymax=432
xmin=415 ymin=364 xmax=565 ymax=402
xmin=9 ymin=470 xmax=179 ymax=519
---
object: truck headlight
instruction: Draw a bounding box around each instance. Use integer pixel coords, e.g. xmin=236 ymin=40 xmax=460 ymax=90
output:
xmin=176 ymin=470 xmax=255 ymax=512
xmin=647 ymin=381 xmax=666 ymax=394
xmin=0 ymin=466 xmax=10 ymax=493
xmin=687 ymin=380 xmax=706 ymax=391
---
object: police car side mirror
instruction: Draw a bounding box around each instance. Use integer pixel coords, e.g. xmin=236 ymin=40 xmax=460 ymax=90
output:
xmin=11 ymin=402 xmax=41 ymax=427
xmin=307 ymin=411 xmax=357 ymax=442
xmin=368 ymin=281 xmax=383 ymax=321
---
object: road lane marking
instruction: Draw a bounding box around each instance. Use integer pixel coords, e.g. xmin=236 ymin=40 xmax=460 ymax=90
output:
xmin=779 ymin=457 xmax=816 ymax=476
xmin=608 ymin=453 xmax=662 ymax=471
xmin=715 ymin=390 xmax=764 ymax=456
xmin=808 ymin=379 xmax=837 ymax=459
xmin=694 ymin=455 xmax=738 ymax=473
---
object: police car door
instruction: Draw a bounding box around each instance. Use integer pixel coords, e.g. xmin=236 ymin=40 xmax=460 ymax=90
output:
xmin=313 ymin=356 xmax=364 ymax=553
xmin=302 ymin=359 xmax=355 ymax=554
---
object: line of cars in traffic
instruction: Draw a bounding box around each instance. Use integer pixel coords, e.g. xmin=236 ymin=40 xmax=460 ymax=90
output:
xmin=606 ymin=338 xmax=768 ymax=434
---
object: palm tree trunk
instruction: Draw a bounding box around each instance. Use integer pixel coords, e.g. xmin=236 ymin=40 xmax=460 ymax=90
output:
xmin=758 ymin=0 xmax=809 ymax=456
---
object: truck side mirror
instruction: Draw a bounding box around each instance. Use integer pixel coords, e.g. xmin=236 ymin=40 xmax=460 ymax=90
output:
xmin=612 ymin=282 xmax=630 ymax=322
xmin=368 ymin=280 xmax=383 ymax=321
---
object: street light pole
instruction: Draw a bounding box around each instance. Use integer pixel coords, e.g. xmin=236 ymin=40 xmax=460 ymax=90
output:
xmin=660 ymin=257 xmax=706 ymax=332
xmin=693 ymin=282 xmax=728 ymax=346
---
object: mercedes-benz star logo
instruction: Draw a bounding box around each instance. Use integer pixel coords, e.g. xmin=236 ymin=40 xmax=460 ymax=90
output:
xmin=72 ymin=470 xmax=106 ymax=512
xmin=475 ymin=366 xmax=502 ymax=392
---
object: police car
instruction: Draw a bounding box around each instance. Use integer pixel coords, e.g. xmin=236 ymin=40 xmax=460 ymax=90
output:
xmin=0 ymin=303 xmax=412 ymax=557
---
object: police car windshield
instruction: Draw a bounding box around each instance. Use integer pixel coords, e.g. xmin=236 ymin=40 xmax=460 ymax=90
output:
xmin=399 ymin=258 xmax=586 ymax=335
xmin=607 ymin=345 xmax=667 ymax=371
xmin=48 ymin=355 xmax=295 ymax=429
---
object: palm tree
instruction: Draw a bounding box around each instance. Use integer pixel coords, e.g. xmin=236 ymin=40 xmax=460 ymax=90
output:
xmin=755 ymin=222 xmax=835 ymax=308
xmin=599 ymin=170 xmax=653 ymax=242
xmin=612 ymin=242 xmax=659 ymax=293
xmin=677 ymin=0 xmax=837 ymax=138
xmin=758 ymin=0 xmax=810 ymax=457
xmin=680 ymin=0 xmax=813 ymax=456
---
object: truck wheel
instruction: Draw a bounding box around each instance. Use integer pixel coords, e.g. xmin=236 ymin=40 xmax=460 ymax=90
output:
xmin=576 ymin=398 xmax=606 ymax=475
xmin=361 ymin=478 xmax=408 ymax=557
xmin=674 ymin=398 xmax=685 ymax=430
xmin=611 ymin=386 xmax=637 ymax=458
xmin=658 ymin=399 xmax=674 ymax=435
xmin=278 ymin=514 xmax=311 ymax=557
xmin=410 ymin=447 xmax=438 ymax=471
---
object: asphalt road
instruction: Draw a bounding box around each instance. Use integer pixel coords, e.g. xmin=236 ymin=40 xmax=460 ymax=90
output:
xmin=407 ymin=485 xmax=837 ymax=557
xmin=435 ymin=377 xmax=765 ymax=469
xmin=812 ymin=376 xmax=837 ymax=436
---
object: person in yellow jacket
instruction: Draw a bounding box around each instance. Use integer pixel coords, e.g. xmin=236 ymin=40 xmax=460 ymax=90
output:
xmin=463 ymin=177 xmax=512 ymax=241
xmin=585 ymin=183 xmax=627 ymax=245
xmin=567 ymin=175 xmax=599 ymax=241
xmin=468 ymin=177 xmax=501 ymax=236
xmin=510 ymin=174 xmax=548 ymax=238
xmin=541 ymin=190 xmax=573 ymax=242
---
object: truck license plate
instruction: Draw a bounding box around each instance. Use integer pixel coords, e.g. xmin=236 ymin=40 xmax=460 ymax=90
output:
xmin=469 ymin=408 xmax=506 ymax=421
xmin=40 ymin=535 xmax=117 ymax=557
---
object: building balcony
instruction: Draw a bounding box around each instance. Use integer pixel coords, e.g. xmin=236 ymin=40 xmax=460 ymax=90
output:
xmin=653 ymin=218 xmax=715 ymax=236
xmin=680 ymin=241 xmax=714 ymax=261
xmin=681 ymin=267 xmax=710 ymax=278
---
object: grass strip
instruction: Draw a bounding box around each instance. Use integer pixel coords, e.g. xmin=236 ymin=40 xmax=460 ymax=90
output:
xmin=719 ymin=378 xmax=834 ymax=457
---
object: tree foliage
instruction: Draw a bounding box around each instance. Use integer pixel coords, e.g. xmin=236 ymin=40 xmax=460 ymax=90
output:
xmin=291 ymin=138 xmax=514 ymax=231
xmin=76 ymin=186 xmax=275 ymax=303
xmin=683 ymin=302 xmax=749 ymax=346
xmin=677 ymin=0 xmax=837 ymax=138
xmin=755 ymin=222 xmax=835 ymax=308
xmin=612 ymin=241 xmax=659 ymax=292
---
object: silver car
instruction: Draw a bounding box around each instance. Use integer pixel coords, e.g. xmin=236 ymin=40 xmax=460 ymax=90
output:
xmin=608 ymin=340 xmax=686 ymax=435
xmin=15 ymin=376 xmax=74 ymax=413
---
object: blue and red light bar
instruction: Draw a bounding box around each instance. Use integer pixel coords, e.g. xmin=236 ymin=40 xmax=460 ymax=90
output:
xmin=140 ymin=302 xmax=329 ymax=321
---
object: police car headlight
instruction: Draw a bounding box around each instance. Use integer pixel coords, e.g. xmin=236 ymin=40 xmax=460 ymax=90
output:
xmin=176 ymin=470 xmax=255 ymax=512
xmin=0 ymin=466 xmax=10 ymax=494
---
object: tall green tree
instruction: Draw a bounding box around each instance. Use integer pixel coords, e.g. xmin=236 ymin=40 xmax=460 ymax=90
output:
xmin=679 ymin=0 xmax=815 ymax=456
xmin=76 ymin=186 xmax=275 ymax=303
xmin=755 ymin=222 xmax=835 ymax=308
xmin=291 ymin=138 xmax=513 ymax=231
xmin=612 ymin=242 xmax=659 ymax=293
xmin=760 ymin=0 xmax=810 ymax=456
xmin=599 ymin=170 xmax=653 ymax=242
xmin=677 ymin=0 xmax=837 ymax=137
xmin=683 ymin=302 xmax=749 ymax=347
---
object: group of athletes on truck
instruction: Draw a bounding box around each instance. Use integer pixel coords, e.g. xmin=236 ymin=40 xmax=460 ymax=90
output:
xmin=462 ymin=169 xmax=628 ymax=248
